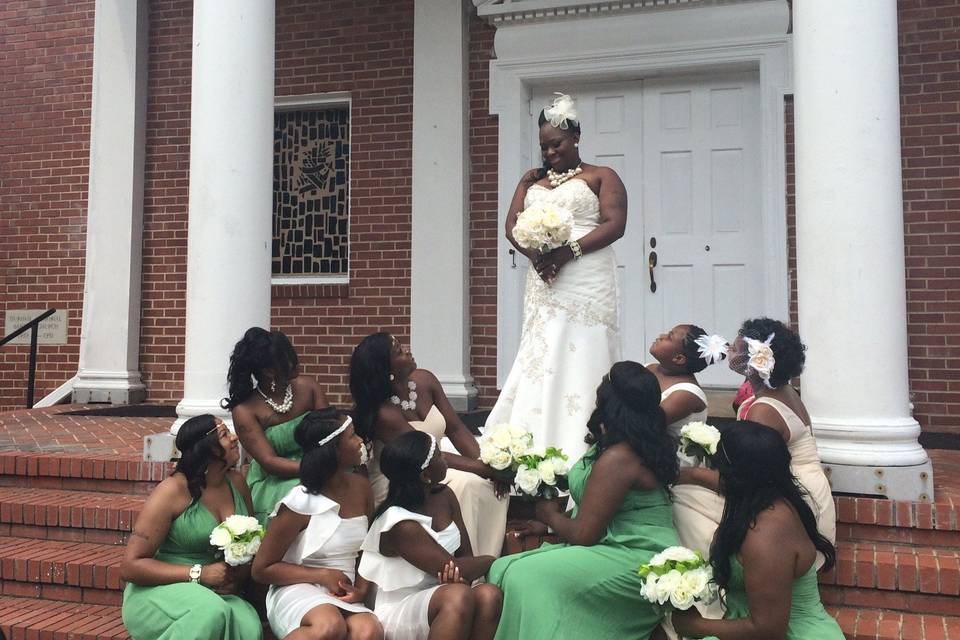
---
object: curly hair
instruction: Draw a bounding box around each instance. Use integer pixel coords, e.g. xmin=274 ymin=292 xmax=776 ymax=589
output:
xmin=173 ymin=414 xmax=227 ymax=501
xmin=709 ymin=421 xmax=835 ymax=591
xmin=585 ymin=361 xmax=678 ymax=489
xmin=221 ymin=327 xmax=299 ymax=410
xmin=295 ymin=407 xmax=352 ymax=494
xmin=739 ymin=318 xmax=806 ymax=388
xmin=349 ymin=332 xmax=393 ymax=441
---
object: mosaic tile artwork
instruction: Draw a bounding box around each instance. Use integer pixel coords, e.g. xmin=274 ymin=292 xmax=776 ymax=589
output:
xmin=273 ymin=108 xmax=349 ymax=276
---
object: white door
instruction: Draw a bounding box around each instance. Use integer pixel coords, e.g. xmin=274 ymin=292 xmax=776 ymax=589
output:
xmin=641 ymin=73 xmax=764 ymax=387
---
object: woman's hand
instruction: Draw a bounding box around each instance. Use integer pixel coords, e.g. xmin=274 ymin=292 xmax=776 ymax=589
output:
xmin=316 ymin=568 xmax=352 ymax=597
xmin=512 ymin=519 xmax=549 ymax=537
xmin=199 ymin=562 xmax=237 ymax=595
xmin=335 ymin=576 xmax=366 ymax=604
xmin=533 ymin=245 xmax=575 ymax=282
xmin=671 ymin=607 xmax=706 ymax=637
xmin=438 ymin=560 xmax=465 ymax=584
xmin=534 ymin=496 xmax=564 ymax=524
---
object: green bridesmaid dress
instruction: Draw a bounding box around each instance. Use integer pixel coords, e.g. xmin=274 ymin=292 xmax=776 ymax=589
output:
xmin=705 ymin=556 xmax=843 ymax=639
xmin=488 ymin=445 xmax=680 ymax=640
xmin=246 ymin=412 xmax=308 ymax=524
xmin=121 ymin=480 xmax=262 ymax=640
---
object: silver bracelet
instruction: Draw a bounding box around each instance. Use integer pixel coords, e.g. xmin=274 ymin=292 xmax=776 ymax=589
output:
xmin=569 ymin=240 xmax=583 ymax=259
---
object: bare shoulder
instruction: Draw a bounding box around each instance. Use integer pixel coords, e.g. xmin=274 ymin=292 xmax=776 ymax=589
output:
xmin=410 ymin=368 xmax=440 ymax=388
xmin=751 ymin=499 xmax=798 ymax=537
xmin=146 ymin=474 xmax=192 ymax=514
xmin=594 ymin=442 xmax=641 ymax=475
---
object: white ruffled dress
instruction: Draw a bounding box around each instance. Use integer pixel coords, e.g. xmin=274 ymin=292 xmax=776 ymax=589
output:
xmin=265 ymin=486 xmax=372 ymax=639
xmin=358 ymin=506 xmax=461 ymax=640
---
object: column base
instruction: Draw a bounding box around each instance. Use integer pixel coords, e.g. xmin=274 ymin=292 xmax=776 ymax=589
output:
xmin=438 ymin=375 xmax=479 ymax=412
xmin=171 ymin=397 xmax=233 ymax=435
xmin=823 ymin=460 xmax=934 ymax=503
xmin=72 ymin=370 xmax=146 ymax=405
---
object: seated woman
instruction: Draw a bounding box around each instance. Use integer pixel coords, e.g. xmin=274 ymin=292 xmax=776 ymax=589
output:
xmin=350 ymin=332 xmax=509 ymax=557
xmin=672 ymin=423 xmax=843 ymax=640
xmin=120 ymin=415 xmax=262 ymax=640
xmin=252 ymin=408 xmax=382 ymax=640
xmin=358 ymin=431 xmax=502 ymax=640
xmin=488 ymin=361 xmax=680 ymax=640
xmin=223 ymin=327 xmax=330 ymax=524
xmin=729 ymin=317 xmax=836 ymax=545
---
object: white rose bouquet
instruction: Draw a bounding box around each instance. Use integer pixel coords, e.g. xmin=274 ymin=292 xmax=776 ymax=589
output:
xmin=678 ymin=421 xmax=721 ymax=467
xmin=513 ymin=203 xmax=574 ymax=253
xmin=639 ymin=546 xmax=718 ymax=612
xmin=479 ymin=423 xmax=534 ymax=476
xmin=512 ymin=447 xmax=570 ymax=500
xmin=209 ymin=514 xmax=265 ymax=566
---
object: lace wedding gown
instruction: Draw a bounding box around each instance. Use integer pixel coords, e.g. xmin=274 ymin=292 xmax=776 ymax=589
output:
xmin=486 ymin=178 xmax=621 ymax=460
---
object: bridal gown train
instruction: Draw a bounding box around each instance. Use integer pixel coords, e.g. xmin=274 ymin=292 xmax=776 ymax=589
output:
xmin=486 ymin=178 xmax=621 ymax=460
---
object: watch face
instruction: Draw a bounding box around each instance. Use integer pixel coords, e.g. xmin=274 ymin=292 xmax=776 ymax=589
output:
xmin=190 ymin=565 xmax=201 ymax=580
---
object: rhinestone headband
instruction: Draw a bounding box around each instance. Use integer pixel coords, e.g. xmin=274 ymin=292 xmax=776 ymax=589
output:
xmin=421 ymin=434 xmax=437 ymax=470
xmin=318 ymin=416 xmax=352 ymax=447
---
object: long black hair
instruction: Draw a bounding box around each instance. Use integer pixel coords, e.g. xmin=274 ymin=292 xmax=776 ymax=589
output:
xmin=525 ymin=109 xmax=583 ymax=184
xmin=173 ymin=414 xmax=226 ymax=501
xmin=221 ymin=327 xmax=299 ymax=410
xmin=372 ymin=430 xmax=435 ymax=521
xmin=739 ymin=317 xmax=806 ymax=388
xmin=349 ymin=332 xmax=393 ymax=441
xmin=709 ymin=421 xmax=835 ymax=590
xmin=585 ymin=361 xmax=678 ymax=489
xmin=295 ymin=407 xmax=351 ymax=494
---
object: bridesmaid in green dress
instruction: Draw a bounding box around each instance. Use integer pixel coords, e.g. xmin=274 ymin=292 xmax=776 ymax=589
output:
xmin=120 ymin=414 xmax=262 ymax=640
xmin=488 ymin=362 xmax=680 ymax=640
xmin=672 ymin=422 xmax=843 ymax=640
xmin=223 ymin=327 xmax=330 ymax=523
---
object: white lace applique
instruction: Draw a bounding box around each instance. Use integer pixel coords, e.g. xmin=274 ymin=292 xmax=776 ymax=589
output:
xmin=569 ymin=342 xmax=577 ymax=352
xmin=564 ymin=393 xmax=582 ymax=417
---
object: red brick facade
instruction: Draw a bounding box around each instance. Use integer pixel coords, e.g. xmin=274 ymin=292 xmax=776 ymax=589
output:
xmin=2 ymin=1 xmax=960 ymax=435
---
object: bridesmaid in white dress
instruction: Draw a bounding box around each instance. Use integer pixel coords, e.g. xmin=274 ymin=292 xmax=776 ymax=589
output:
xmin=486 ymin=94 xmax=628 ymax=461
xmin=359 ymin=431 xmax=502 ymax=640
xmin=252 ymin=409 xmax=382 ymax=640
xmin=350 ymin=333 xmax=509 ymax=558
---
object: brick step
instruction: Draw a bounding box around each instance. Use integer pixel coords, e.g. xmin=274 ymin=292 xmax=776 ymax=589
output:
xmin=0 ymin=452 xmax=173 ymax=495
xmin=821 ymin=542 xmax=960 ymax=599
xmin=0 ymin=595 xmax=129 ymax=640
xmin=0 ymin=487 xmax=144 ymax=545
xmin=835 ymin=496 xmax=960 ymax=549
xmin=0 ymin=536 xmax=124 ymax=606
xmin=829 ymin=605 xmax=960 ymax=640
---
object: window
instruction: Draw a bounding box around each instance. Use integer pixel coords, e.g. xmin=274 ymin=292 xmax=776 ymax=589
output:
xmin=272 ymin=96 xmax=350 ymax=283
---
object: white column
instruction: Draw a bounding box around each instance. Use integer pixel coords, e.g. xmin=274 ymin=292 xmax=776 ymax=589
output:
xmin=173 ymin=0 xmax=274 ymax=431
xmin=794 ymin=0 xmax=933 ymax=501
xmin=410 ymin=0 xmax=478 ymax=410
xmin=73 ymin=0 xmax=148 ymax=405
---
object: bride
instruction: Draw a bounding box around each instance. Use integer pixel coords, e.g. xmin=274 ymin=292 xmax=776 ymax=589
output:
xmin=486 ymin=94 xmax=627 ymax=459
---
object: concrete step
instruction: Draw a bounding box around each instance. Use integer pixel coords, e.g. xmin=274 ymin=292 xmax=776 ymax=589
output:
xmin=0 ymin=595 xmax=129 ymax=639
xmin=0 ymin=536 xmax=125 ymax=606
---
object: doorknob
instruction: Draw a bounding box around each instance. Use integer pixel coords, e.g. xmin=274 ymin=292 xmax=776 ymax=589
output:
xmin=509 ymin=248 xmax=517 ymax=269
xmin=648 ymin=250 xmax=658 ymax=293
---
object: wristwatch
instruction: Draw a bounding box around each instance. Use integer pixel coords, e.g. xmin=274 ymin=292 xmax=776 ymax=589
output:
xmin=189 ymin=563 xmax=202 ymax=584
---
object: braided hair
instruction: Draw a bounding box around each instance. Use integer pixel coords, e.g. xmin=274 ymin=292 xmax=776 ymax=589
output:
xmin=173 ymin=414 xmax=226 ymax=501
xmin=221 ymin=327 xmax=299 ymax=410
xmin=585 ymin=361 xmax=678 ymax=489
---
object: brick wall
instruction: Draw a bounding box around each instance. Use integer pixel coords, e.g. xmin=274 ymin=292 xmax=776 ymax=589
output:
xmin=899 ymin=0 xmax=960 ymax=435
xmin=0 ymin=1 xmax=93 ymax=411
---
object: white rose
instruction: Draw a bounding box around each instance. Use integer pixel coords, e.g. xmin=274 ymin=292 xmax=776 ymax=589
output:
xmin=541 ymin=207 xmax=562 ymax=230
xmin=654 ymin=569 xmax=683 ymax=605
xmin=657 ymin=546 xmax=700 ymax=564
xmin=681 ymin=567 xmax=711 ymax=600
xmin=669 ymin=580 xmax=696 ymax=610
xmin=537 ymin=459 xmax=557 ymax=486
xmin=489 ymin=450 xmax=513 ymax=471
xmin=490 ymin=427 xmax=513 ymax=449
xmin=515 ymin=464 xmax=542 ymax=496
xmin=225 ymin=542 xmax=252 ymax=566
xmin=509 ymin=437 xmax=531 ymax=458
xmin=246 ymin=536 xmax=261 ymax=557
xmin=479 ymin=442 xmax=498 ymax=465
xmin=547 ymin=456 xmax=569 ymax=477
xmin=223 ymin=514 xmax=259 ymax=536
xmin=640 ymin=573 xmax=659 ymax=604
xmin=507 ymin=424 xmax=528 ymax=440
xmin=680 ymin=422 xmax=721 ymax=456
xmin=209 ymin=525 xmax=231 ymax=548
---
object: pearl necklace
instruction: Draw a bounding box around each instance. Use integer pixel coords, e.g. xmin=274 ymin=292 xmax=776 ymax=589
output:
xmin=547 ymin=164 xmax=582 ymax=187
xmin=390 ymin=380 xmax=418 ymax=412
xmin=258 ymin=384 xmax=293 ymax=414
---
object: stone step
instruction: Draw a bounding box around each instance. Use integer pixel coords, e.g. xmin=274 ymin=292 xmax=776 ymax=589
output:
xmin=0 ymin=487 xmax=144 ymax=545
xmin=0 ymin=451 xmax=173 ymax=495
xmin=0 ymin=536 xmax=125 ymax=606
xmin=835 ymin=495 xmax=960 ymax=549
xmin=829 ymin=605 xmax=960 ymax=639
xmin=0 ymin=595 xmax=129 ymax=639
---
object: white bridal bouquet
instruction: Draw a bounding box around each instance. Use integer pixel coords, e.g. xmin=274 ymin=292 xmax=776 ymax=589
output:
xmin=513 ymin=447 xmax=571 ymax=500
xmin=678 ymin=421 xmax=721 ymax=467
xmin=479 ymin=423 xmax=535 ymax=472
xmin=512 ymin=203 xmax=574 ymax=253
xmin=209 ymin=514 xmax=265 ymax=566
xmin=639 ymin=546 xmax=718 ymax=611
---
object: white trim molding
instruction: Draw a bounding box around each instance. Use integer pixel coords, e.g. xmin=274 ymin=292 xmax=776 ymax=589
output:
xmin=477 ymin=0 xmax=775 ymax=24
xmin=486 ymin=0 xmax=792 ymax=385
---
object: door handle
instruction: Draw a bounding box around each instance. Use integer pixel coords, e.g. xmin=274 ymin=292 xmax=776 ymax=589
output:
xmin=648 ymin=250 xmax=658 ymax=293
xmin=509 ymin=248 xmax=517 ymax=269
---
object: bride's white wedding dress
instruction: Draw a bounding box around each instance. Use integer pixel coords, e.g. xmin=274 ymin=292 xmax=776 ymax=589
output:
xmin=486 ymin=178 xmax=621 ymax=460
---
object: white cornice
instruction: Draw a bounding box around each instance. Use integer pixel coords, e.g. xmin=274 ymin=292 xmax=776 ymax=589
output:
xmin=476 ymin=0 xmax=766 ymax=25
